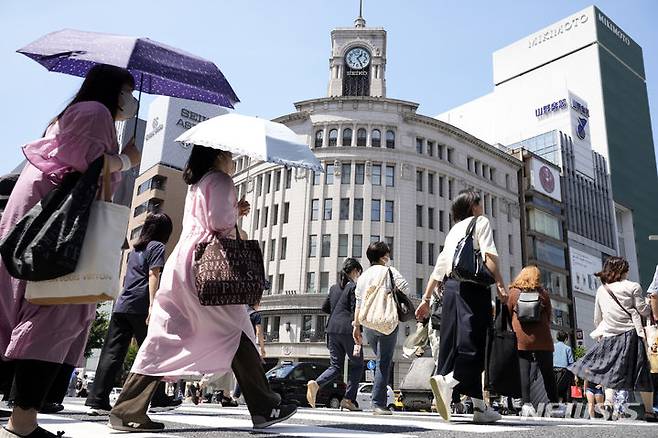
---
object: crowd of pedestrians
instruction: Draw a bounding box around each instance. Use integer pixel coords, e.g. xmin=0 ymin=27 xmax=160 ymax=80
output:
xmin=0 ymin=64 xmax=657 ymax=438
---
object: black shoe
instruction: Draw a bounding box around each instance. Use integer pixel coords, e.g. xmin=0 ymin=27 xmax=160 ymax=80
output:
xmin=251 ymin=403 xmax=297 ymax=429
xmin=39 ymin=403 xmax=64 ymax=414
xmin=0 ymin=410 xmax=10 ymax=418
xmin=108 ymin=413 xmax=165 ymax=432
xmin=149 ymin=397 xmax=182 ymax=413
xmin=1 ymin=426 xmax=65 ymax=437
xmin=85 ymin=403 xmax=113 ymax=416
xmin=220 ymin=397 xmax=238 ymax=407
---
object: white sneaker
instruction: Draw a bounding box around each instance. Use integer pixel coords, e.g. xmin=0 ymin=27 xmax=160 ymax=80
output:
xmin=429 ymin=375 xmax=452 ymax=421
xmin=520 ymin=404 xmax=536 ymax=418
xmin=473 ymin=405 xmax=502 ymax=423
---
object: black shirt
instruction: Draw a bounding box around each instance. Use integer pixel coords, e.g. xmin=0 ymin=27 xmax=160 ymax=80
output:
xmin=114 ymin=241 xmax=166 ymax=314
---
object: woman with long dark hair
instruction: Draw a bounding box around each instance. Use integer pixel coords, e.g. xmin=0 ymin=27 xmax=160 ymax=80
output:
xmin=109 ymin=145 xmax=296 ymax=432
xmin=569 ymin=256 xmax=657 ymax=422
xmin=307 ymin=258 xmax=363 ymax=411
xmin=416 ymin=190 xmax=508 ymax=424
xmin=0 ymin=64 xmax=141 ymax=438
xmin=85 ymin=213 xmax=176 ymax=415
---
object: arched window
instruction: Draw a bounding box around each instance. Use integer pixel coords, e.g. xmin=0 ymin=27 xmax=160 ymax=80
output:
xmin=342 ymin=128 xmax=353 ymax=146
xmin=386 ymin=130 xmax=395 ymax=148
xmin=371 ymin=129 xmax=381 ymax=147
xmin=357 ymin=128 xmax=367 ymax=147
xmin=328 ymin=129 xmax=338 ymax=147
xmin=315 ymin=130 xmax=324 ymax=148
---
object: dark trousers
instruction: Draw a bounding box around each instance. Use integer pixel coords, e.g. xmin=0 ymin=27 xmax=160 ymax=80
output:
xmin=86 ymin=312 xmax=167 ymax=408
xmin=0 ymin=360 xmax=15 ymax=398
xmin=554 ymin=367 xmax=574 ymax=401
xmin=316 ymin=333 xmax=364 ymax=402
xmin=518 ymin=350 xmax=559 ymax=404
xmin=112 ymin=332 xmax=280 ymax=421
xmin=437 ymin=279 xmax=491 ymax=399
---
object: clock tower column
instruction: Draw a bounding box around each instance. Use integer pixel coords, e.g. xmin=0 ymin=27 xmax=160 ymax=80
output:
xmin=327 ymin=8 xmax=386 ymax=98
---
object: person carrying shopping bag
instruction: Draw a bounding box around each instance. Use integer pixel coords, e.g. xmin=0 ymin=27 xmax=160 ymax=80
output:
xmin=0 ymin=64 xmax=141 ymax=438
xmin=352 ymin=242 xmax=410 ymax=415
xmin=109 ymin=145 xmax=296 ymax=432
xmin=307 ymin=258 xmax=364 ymax=411
xmin=415 ymin=190 xmax=508 ymax=423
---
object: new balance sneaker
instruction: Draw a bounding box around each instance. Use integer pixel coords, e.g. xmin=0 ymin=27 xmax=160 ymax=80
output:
xmin=306 ymin=380 xmax=319 ymax=408
xmin=473 ymin=405 xmax=502 ymax=423
xmin=252 ymin=404 xmax=297 ymax=429
xmin=429 ymin=375 xmax=452 ymax=421
xmin=108 ymin=413 xmax=165 ymax=432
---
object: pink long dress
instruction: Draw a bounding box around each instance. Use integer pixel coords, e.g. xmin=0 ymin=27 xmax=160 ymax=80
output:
xmin=131 ymin=170 xmax=254 ymax=376
xmin=0 ymin=101 xmax=121 ymax=366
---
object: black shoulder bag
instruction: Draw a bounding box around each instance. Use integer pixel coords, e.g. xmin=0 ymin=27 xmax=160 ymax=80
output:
xmin=389 ymin=268 xmax=415 ymax=322
xmin=451 ymin=217 xmax=496 ymax=286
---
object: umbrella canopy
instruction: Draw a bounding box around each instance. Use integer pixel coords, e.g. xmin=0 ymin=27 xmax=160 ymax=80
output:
xmin=175 ymin=113 xmax=323 ymax=172
xmin=18 ymin=29 xmax=239 ymax=108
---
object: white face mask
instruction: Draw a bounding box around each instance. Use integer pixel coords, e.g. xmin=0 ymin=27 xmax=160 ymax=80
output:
xmin=117 ymin=90 xmax=138 ymax=121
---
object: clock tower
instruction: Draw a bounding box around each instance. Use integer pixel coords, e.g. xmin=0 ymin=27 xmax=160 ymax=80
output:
xmin=327 ymin=2 xmax=386 ymax=97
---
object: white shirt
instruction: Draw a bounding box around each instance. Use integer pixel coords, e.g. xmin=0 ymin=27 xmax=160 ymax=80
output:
xmin=355 ymin=265 xmax=410 ymax=309
xmin=591 ymin=280 xmax=650 ymax=338
xmin=647 ymin=265 xmax=658 ymax=295
xmin=431 ymin=215 xmax=498 ymax=282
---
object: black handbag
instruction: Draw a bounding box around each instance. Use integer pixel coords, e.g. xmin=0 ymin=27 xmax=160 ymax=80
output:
xmin=451 ymin=217 xmax=496 ymax=286
xmin=0 ymin=157 xmax=104 ymax=281
xmin=389 ymin=268 xmax=415 ymax=322
xmin=194 ymin=225 xmax=266 ymax=306
xmin=484 ymin=301 xmax=522 ymax=397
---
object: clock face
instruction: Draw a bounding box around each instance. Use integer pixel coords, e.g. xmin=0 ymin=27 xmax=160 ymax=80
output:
xmin=345 ymin=47 xmax=371 ymax=70
xmin=539 ymin=165 xmax=555 ymax=193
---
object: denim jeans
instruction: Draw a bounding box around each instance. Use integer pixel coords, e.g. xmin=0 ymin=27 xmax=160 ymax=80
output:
xmin=364 ymin=326 xmax=398 ymax=408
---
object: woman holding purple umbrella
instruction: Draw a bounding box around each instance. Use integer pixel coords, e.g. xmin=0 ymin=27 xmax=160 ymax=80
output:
xmin=0 ymin=64 xmax=141 ymax=438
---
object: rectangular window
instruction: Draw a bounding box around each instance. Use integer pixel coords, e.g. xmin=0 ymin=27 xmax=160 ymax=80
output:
xmin=416 ymin=170 xmax=423 ymax=192
xmin=439 ymin=210 xmax=445 ymax=232
xmin=427 ymin=140 xmax=434 ymax=156
xmin=447 ymin=148 xmax=454 ymax=163
xmin=272 ymin=316 xmax=280 ymax=339
xmin=438 ymin=144 xmax=444 ymax=160
xmin=416 ymin=241 xmax=423 ymax=264
xmin=491 ymin=197 xmax=497 ymax=218
xmin=416 ymin=137 xmax=424 ymax=154
xmin=370 ymin=235 xmax=379 ymax=243
xmin=311 ymin=199 xmax=319 ymax=221
xmin=416 ymin=205 xmax=423 ymax=227
xmin=312 ymin=170 xmax=321 ymax=185
xmin=325 ymin=164 xmax=334 ymax=185
xmin=507 ymin=203 xmax=512 ymax=222
xmin=439 ymin=176 xmax=444 ymax=197
xmin=308 ymin=235 xmax=317 ymax=257
xmin=272 ymin=204 xmax=279 ymax=226
xmin=274 ymin=170 xmax=281 ymax=191
xmin=505 ymin=174 xmax=511 ymax=190
xmin=355 ymin=164 xmax=365 ymax=184
xmin=416 ymin=278 xmax=424 ymax=298
xmin=528 ymin=208 xmax=562 ymax=240
xmin=269 ymin=239 xmax=276 ymax=261
xmin=385 ymin=236 xmax=394 ymax=260
xmin=428 ymin=173 xmax=434 ymax=194
xmin=341 ymin=163 xmax=351 ymax=184
xmin=338 ymin=234 xmax=348 ymax=257
xmin=280 ymin=237 xmax=287 ymax=260
xmin=285 ymin=168 xmax=293 ymax=189
xmin=264 ymin=173 xmax=271 ymax=194
xmin=320 ymin=272 xmax=330 ymax=294
xmin=372 ymin=164 xmax=382 ymax=185
xmin=428 ymin=207 xmax=435 ymax=229
xmin=307 ymin=272 xmax=316 ymax=294
xmin=371 ymin=199 xmax=381 ymax=222
xmin=316 ymin=315 xmax=327 ymax=339
xmin=278 ymin=274 xmax=284 ymax=294
xmin=262 ymin=207 xmax=269 ymax=228
xmin=386 ymin=165 xmax=395 ymax=187
xmin=385 ymin=201 xmax=394 ymax=223
xmin=283 ymin=202 xmax=290 ymax=223
xmin=340 ymin=198 xmax=350 ymax=220
xmin=428 ymin=243 xmax=435 ymax=265
xmin=254 ymin=209 xmax=260 ymax=230
xmin=321 ymin=234 xmax=331 ymax=257
xmin=448 ymin=179 xmax=453 ymax=200
xmin=352 ymin=234 xmax=363 ymax=258
xmin=353 ymin=198 xmax=364 ymax=220
xmin=257 ymin=175 xmax=263 ymax=196
xmin=508 ymin=234 xmax=513 ymax=255
xmin=323 ymin=198 xmax=333 ymax=220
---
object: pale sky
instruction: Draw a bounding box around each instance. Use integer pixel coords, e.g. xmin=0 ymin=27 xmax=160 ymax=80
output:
xmin=0 ymin=0 xmax=656 ymax=175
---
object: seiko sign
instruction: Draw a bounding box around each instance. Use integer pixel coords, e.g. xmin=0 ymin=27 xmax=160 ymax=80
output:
xmin=530 ymin=157 xmax=561 ymax=202
xmin=527 ymin=13 xmax=589 ymax=49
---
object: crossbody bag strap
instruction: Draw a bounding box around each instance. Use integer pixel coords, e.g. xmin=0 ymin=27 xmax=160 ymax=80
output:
xmin=603 ymin=284 xmax=648 ymax=338
xmin=465 ymin=217 xmax=477 ymax=238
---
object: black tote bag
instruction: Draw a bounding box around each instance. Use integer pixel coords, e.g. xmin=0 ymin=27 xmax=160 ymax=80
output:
xmin=451 ymin=217 xmax=496 ymax=286
xmin=389 ymin=268 xmax=415 ymax=322
xmin=484 ymin=301 xmax=522 ymax=397
xmin=0 ymin=157 xmax=104 ymax=281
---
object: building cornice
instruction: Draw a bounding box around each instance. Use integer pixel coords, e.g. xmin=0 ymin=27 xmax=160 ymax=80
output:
xmin=292 ymin=96 xmax=420 ymax=113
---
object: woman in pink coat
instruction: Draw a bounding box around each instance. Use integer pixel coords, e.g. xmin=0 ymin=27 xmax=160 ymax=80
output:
xmin=109 ymin=145 xmax=297 ymax=432
xmin=0 ymin=64 xmax=141 ymax=438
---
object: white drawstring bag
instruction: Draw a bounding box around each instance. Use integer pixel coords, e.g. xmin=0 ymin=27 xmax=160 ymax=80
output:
xmin=359 ymin=269 xmax=399 ymax=335
xmin=25 ymin=159 xmax=130 ymax=305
